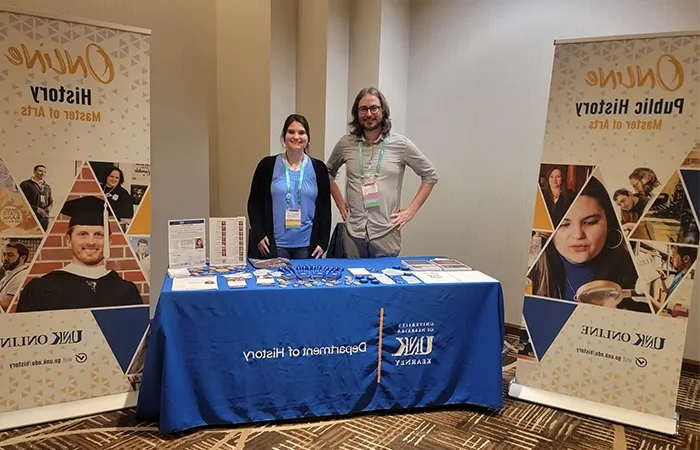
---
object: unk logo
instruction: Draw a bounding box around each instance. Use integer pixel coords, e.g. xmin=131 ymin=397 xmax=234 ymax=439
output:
xmin=393 ymin=336 xmax=434 ymax=356
xmin=393 ymin=336 xmax=434 ymax=367
xmin=0 ymin=330 xmax=83 ymax=348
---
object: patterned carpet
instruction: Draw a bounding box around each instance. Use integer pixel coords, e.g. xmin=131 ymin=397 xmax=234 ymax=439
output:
xmin=0 ymin=333 xmax=698 ymax=450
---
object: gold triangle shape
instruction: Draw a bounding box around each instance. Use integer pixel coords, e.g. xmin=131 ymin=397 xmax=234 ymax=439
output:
xmin=126 ymin=187 xmax=150 ymax=235
xmin=533 ymin=186 xmax=554 ymax=231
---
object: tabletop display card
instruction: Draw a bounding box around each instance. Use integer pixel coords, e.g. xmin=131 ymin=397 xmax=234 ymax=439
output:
xmin=401 ymin=260 xmax=440 ymax=271
xmin=413 ymin=271 xmax=460 ymax=284
xmin=430 ymin=258 xmax=472 ymax=271
xmin=171 ymin=276 xmax=218 ymax=291
xmin=209 ymin=217 xmax=247 ymax=267
xmin=168 ymin=219 xmax=207 ymax=269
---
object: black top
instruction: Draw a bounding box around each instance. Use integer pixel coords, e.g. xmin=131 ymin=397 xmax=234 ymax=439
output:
xmin=247 ymin=155 xmax=331 ymax=258
xmin=102 ymin=184 xmax=135 ymax=220
xmin=17 ymin=270 xmax=143 ymax=312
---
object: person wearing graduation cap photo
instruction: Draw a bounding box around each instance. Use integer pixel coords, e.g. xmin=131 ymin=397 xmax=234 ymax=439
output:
xmin=16 ymin=195 xmax=143 ymax=313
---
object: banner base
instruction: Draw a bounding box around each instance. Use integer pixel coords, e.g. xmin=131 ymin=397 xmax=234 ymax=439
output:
xmin=0 ymin=391 xmax=139 ymax=432
xmin=508 ymin=380 xmax=679 ymax=436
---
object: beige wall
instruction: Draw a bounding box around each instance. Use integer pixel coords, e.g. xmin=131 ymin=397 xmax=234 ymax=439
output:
xmin=271 ymin=0 xmax=298 ymax=156
xmin=406 ymin=0 xmax=700 ymax=360
xmin=2 ymin=0 xmax=218 ymax=309
xmin=215 ymin=0 xmax=271 ymax=218
xmin=296 ymin=0 xmax=329 ymax=160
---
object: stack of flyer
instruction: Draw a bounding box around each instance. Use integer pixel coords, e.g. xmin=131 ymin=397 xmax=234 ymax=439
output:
xmin=401 ymin=258 xmax=472 ymax=271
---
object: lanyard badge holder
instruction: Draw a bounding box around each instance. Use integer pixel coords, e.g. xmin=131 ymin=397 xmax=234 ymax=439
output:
xmin=284 ymin=155 xmax=307 ymax=229
xmin=359 ymin=140 xmax=386 ymax=209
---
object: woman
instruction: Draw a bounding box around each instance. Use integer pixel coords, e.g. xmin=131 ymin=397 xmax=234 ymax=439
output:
xmin=247 ymin=114 xmax=331 ymax=259
xmin=541 ymin=166 xmax=574 ymax=227
xmin=101 ymin=166 xmax=135 ymax=226
xmin=529 ymin=176 xmax=649 ymax=313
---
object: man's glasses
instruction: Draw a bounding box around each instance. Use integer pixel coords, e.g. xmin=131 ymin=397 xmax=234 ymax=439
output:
xmin=358 ymin=106 xmax=380 ymax=114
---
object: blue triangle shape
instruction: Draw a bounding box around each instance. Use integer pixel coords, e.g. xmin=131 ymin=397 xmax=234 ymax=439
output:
xmin=681 ymin=169 xmax=700 ymax=219
xmin=523 ymin=296 xmax=577 ymax=361
xmin=91 ymin=306 xmax=150 ymax=373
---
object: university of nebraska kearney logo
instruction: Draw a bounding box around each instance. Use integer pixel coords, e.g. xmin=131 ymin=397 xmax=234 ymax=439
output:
xmin=392 ymin=321 xmax=434 ymax=367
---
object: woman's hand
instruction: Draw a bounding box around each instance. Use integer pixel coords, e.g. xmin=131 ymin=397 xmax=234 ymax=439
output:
xmin=311 ymin=246 xmax=324 ymax=259
xmin=257 ymin=236 xmax=270 ymax=257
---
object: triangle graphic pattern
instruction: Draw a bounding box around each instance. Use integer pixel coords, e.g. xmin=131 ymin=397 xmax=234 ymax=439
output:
xmin=680 ymin=169 xmax=700 ymax=223
xmin=632 ymin=170 xmax=700 ymax=246
xmin=527 ymin=170 xmax=650 ymax=313
xmin=533 ymin=186 xmax=553 ymax=231
xmin=523 ymin=296 xmax=576 ymax=361
xmin=0 ymin=158 xmax=44 ymax=236
xmin=127 ymin=187 xmax=150 ymax=236
xmin=23 ymin=163 xmax=150 ymax=306
xmin=91 ymin=307 xmax=150 ymax=373
xmin=26 ymin=163 xmax=108 ymax=279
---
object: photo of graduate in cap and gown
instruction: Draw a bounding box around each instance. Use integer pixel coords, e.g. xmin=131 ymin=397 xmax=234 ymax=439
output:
xmin=16 ymin=195 xmax=143 ymax=312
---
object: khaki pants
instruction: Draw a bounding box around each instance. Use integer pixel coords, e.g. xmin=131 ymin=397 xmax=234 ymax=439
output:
xmin=343 ymin=227 xmax=401 ymax=258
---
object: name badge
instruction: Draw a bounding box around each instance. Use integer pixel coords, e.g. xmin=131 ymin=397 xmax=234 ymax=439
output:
xmin=362 ymin=181 xmax=380 ymax=208
xmin=40 ymin=194 xmax=45 ymax=204
xmin=285 ymin=209 xmax=301 ymax=229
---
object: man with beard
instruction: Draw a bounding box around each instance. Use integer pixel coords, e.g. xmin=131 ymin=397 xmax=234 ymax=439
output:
xmin=326 ymin=87 xmax=438 ymax=257
xmin=20 ymin=165 xmax=53 ymax=231
xmin=0 ymin=242 xmax=30 ymax=312
xmin=16 ymin=195 xmax=142 ymax=313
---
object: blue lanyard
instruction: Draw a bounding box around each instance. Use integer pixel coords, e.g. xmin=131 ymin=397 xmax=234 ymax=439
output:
xmin=358 ymin=139 xmax=386 ymax=181
xmin=284 ymin=154 xmax=307 ymax=208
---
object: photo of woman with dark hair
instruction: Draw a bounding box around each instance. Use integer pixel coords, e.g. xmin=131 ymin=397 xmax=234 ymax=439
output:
xmin=528 ymin=175 xmax=650 ymax=313
xmin=540 ymin=166 xmax=575 ymax=227
xmin=100 ymin=165 xmax=136 ymax=229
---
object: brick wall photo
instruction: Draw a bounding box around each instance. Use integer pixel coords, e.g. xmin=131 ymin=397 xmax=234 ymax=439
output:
xmin=17 ymin=163 xmax=149 ymax=309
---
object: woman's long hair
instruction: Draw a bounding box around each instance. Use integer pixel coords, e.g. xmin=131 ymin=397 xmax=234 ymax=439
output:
xmin=541 ymin=166 xmax=572 ymax=203
xmin=531 ymin=175 xmax=636 ymax=298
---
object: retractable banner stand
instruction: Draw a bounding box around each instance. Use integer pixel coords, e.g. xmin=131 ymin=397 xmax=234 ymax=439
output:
xmin=510 ymin=31 xmax=700 ymax=435
xmin=0 ymin=8 xmax=151 ymax=429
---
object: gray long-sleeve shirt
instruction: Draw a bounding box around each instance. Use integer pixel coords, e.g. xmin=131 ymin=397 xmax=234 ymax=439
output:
xmin=327 ymin=132 xmax=438 ymax=240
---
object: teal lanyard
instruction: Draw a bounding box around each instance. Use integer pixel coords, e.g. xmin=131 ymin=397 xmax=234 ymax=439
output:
xmin=284 ymin=154 xmax=307 ymax=208
xmin=358 ymin=139 xmax=386 ymax=181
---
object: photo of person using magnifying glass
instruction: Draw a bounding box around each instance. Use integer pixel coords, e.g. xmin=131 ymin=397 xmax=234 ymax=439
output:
xmin=528 ymin=175 xmax=651 ymax=313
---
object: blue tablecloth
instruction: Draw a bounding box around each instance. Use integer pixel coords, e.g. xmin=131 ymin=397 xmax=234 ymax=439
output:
xmin=136 ymin=257 xmax=505 ymax=433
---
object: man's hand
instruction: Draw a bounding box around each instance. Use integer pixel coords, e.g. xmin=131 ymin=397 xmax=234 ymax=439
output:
xmin=257 ymin=236 xmax=270 ymax=257
xmin=391 ymin=208 xmax=416 ymax=230
xmin=337 ymin=202 xmax=349 ymax=221
xmin=37 ymin=208 xmax=46 ymax=215
xmin=621 ymin=222 xmax=635 ymax=234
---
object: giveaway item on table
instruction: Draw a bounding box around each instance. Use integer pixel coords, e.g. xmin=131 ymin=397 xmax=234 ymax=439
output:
xmin=167 ymin=267 xmax=192 ymax=278
xmin=279 ymin=265 xmax=344 ymax=282
xmin=188 ymin=265 xmax=249 ymax=277
xmin=249 ymin=258 xmax=292 ymax=269
xmin=226 ymin=276 xmax=247 ymax=289
xmin=255 ymin=275 xmax=276 ymax=286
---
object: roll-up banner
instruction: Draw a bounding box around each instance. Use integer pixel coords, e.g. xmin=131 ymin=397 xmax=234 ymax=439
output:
xmin=0 ymin=7 xmax=151 ymax=430
xmin=510 ymin=31 xmax=700 ymax=435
